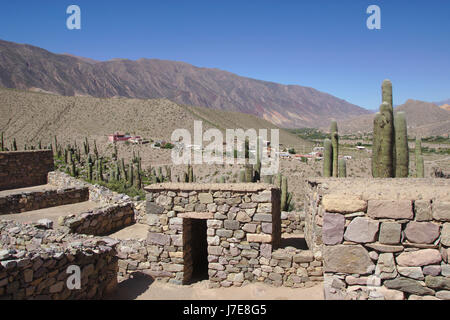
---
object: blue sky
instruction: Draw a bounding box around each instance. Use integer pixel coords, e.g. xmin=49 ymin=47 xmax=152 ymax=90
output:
xmin=0 ymin=0 xmax=449 ymax=110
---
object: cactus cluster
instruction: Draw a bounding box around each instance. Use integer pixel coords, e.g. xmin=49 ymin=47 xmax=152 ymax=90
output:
xmin=415 ymin=136 xmax=424 ymax=178
xmin=322 ymin=121 xmax=345 ymax=177
xmin=372 ymin=80 xmax=410 ymax=178
xmin=181 ymin=164 xmax=195 ymax=182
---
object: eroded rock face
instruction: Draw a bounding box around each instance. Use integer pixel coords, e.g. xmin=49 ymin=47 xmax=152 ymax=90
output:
xmin=322 ymin=212 xmax=345 ymax=245
xmin=404 ymin=222 xmax=440 ymax=244
xmin=323 ymin=245 xmax=374 ymax=275
xmin=344 ymin=217 xmax=379 ymax=243
xmin=396 ymin=249 xmax=442 ymax=267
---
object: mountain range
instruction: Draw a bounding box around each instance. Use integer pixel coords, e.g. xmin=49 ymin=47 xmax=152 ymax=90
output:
xmin=0 ymin=39 xmax=369 ymax=128
xmin=335 ymin=99 xmax=450 ymax=136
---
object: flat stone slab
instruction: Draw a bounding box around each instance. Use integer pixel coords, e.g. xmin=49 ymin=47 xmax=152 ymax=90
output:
xmin=322 ymin=195 xmax=367 ymax=214
xmin=178 ymin=212 xmax=214 ymax=219
xmin=367 ymin=200 xmax=413 ymax=220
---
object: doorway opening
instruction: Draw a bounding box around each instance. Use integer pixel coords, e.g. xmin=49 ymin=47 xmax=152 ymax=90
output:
xmin=183 ymin=218 xmax=208 ymax=284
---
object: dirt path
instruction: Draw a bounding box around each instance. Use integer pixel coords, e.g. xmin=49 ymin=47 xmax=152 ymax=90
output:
xmin=106 ymin=273 xmax=324 ymax=300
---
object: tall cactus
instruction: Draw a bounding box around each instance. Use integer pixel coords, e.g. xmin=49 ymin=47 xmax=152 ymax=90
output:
xmin=372 ymin=112 xmax=382 ymax=177
xmin=280 ymin=176 xmax=288 ymax=211
xmin=0 ymin=132 xmax=4 ymax=151
xmin=12 ymin=138 xmax=17 ymax=151
xmin=129 ymin=163 xmax=134 ymax=186
xmin=372 ymin=80 xmax=397 ymax=178
xmin=83 ymin=137 xmax=90 ymax=155
xmin=382 ymin=79 xmax=393 ymax=110
xmin=338 ymin=158 xmax=347 ymax=178
xmin=378 ymin=102 xmax=395 ymax=177
xmin=330 ymin=121 xmax=339 ymax=177
xmin=394 ymin=112 xmax=409 ymax=177
xmin=415 ymin=136 xmax=424 ymax=178
xmin=98 ymin=158 xmax=103 ymax=181
xmin=187 ymin=164 xmax=194 ymax=183
xmin=323 ymin=138 xmax=333 ymax=177
xmin=254 ymin=136 xmax=262 ymax=182
xmin=53 ymin=136 xmax=58 ymax=156
xmin=245 ymin=164 xmax=253 ymax=182
xmin=88 ymin=163 xmax=93 ymax=181
xmin=239 ymin=169 xmax=246 ymax=182
xmin=280 ymin=175 xmax=292 ymax=211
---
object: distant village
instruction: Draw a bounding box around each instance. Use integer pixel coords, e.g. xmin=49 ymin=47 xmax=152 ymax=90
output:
xmin=107 ymin=131 xmax=370 ymax=162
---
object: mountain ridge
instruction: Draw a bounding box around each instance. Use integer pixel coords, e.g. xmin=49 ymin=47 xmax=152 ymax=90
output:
xmin=330 ymin=99 xmax=450 ymax=136
xmin=0 ymin=39 xmax=369 ymax=128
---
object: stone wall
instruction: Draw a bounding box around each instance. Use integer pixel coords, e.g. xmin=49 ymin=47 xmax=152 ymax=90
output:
xmin=47 ymin=171 xmax=135 ymax=205
xmin=0 ymin=150 xmax=54 ymax=191
xmin=0 ymin=220 xmax=118 ymax=300
xmin=281 ymin=211 xmax=305 ymax=234
xmin=59 ymin=203 xmax=135 ymax=236
xmin=141 ymin=183 xmax=322 ymax=288
xmin=306 ymin=178 xmax=450 ymax=300
xmin=0 ymin=187 xmax=89 ymax=215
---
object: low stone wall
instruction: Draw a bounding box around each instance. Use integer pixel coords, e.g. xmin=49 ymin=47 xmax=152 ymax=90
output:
xmin=47 ymin=171 xmax=132 ymax=205
xmin=59 ymin=203 xmax=135 ymax=236
xmin=281 ymin=211 xmax=305 ymax=234
xmin=0 ymin=220 xmax=118 ymax=300
xmin=0 ymin=150 xmax=54 ymax=191
xmin=0 ymin=187 xmax=89 ymax=215
xmin=306 ymin=178 xmax=450 ymax=300
xmin=117 ymin=239 xmax=152 ymax=280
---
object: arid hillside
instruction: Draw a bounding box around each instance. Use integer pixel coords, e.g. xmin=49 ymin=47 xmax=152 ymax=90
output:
xmin=0 ymin=87 xmax=310 ymax=152
xmin=0 ymin=39 xmax=369 ymax=128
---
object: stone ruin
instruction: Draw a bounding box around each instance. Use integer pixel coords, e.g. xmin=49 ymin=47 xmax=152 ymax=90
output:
xmin=137 ymin=183 xmax=322 ymax=288
xmin=1 ymin=150 xmax=450 ymax=300
xmin=305 ymin=178 xmax=450 ymax=300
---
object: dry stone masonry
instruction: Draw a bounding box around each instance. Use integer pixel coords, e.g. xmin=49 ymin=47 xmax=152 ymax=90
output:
xmin=0 ymin=150 xmax=54 ymax=191
xmin=0 ymin=186 xmax=89 ymax=215
xmin=0 ymin=220 xmax=118 ymax=300
xmin=306 ymin=178 xmax=450 ymax=300
xmin=59 ymin=203 xmax=135 ymax=236
xmin=140 ymin=183 xmax=322 ymax=288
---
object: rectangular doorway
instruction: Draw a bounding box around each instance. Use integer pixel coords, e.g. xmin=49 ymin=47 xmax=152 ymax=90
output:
xmin=183 ymin=218 xmax=208 ymax=284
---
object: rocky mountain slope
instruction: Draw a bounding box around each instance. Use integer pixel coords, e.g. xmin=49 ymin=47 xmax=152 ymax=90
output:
xmin=0 ymin=39 xmax=369 ymax=128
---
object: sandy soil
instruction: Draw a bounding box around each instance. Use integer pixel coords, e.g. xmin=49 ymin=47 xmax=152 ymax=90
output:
xmin=106 ymin=274 xmax=324 ymax=300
